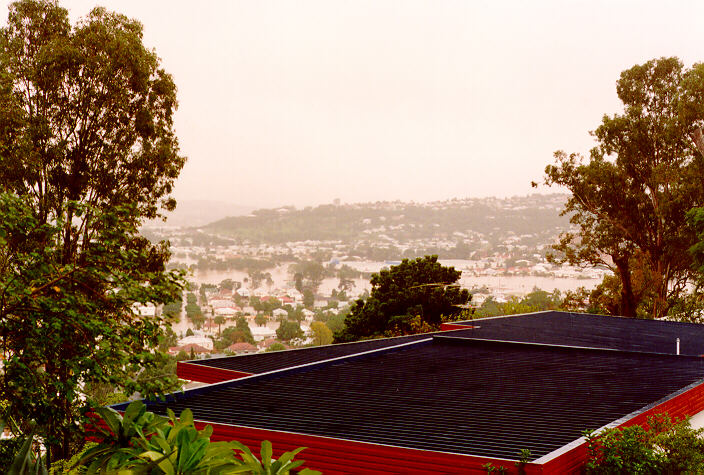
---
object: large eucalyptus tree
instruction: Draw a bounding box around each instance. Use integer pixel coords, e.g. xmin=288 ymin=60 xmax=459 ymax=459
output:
xmin=0 ymin=0 xmax=185 ymax=462
xmin=540 ymin=57 xmax=704 ymax=319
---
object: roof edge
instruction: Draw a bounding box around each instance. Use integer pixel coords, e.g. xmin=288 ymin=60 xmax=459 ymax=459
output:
xmin=433 ymin=335 xmax=704 ymax=359
xmin=533 ymin=376 xmax=704 ymax=464
xmin=112 ymin=337 xmax=433 ymax=410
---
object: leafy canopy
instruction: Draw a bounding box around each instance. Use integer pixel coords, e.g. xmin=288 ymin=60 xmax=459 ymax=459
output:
xmin=335 ymin=255 xmax=470 ymax=342
xmin=0 ymin=0 xmax=186 ymax=463
xmin=540 ymin=57 xmax=704 ymax=319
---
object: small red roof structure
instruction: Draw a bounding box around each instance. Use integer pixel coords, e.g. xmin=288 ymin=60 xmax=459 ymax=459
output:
xmin=167 ymin=343 xmax=210 ymax=356
xmin=226 ymin=342 xmax=257 ymax=354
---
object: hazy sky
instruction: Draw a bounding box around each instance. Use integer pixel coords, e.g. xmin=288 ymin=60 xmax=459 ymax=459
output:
xmin=3 ymin=1 xmax=704 ymax=208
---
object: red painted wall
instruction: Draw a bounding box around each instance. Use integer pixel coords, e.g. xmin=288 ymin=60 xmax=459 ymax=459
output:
xmin=177 ymin=361 xmax=253 ymax=383
xmin=198 ymin=420 xmax=532 ymax=474
xmin=439 ymin=323 xmax=475 ymax=331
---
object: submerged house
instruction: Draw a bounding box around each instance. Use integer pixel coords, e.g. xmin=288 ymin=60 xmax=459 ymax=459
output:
xmin=114 ymin=311 xmax=704 ymax=474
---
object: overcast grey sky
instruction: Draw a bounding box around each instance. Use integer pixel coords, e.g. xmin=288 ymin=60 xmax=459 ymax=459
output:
xmin=3 ymin=1 xmax=704 ymax=208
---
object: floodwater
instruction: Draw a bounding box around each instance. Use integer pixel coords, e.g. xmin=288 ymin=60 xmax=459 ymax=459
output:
xmin=188 ymin=261 xmax=603 ymax=299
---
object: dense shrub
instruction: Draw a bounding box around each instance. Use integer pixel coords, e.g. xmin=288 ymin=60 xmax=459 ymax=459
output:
xmin=585 ymin=414 xmax=704 ymax=474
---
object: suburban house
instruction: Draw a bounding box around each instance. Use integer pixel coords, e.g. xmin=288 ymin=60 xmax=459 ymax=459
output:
xmin=115 ymin=311 xmax=704 ymax=474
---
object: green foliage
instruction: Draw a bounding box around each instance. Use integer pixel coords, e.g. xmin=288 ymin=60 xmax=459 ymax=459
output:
xmin=203 ymin=199 xmax=568 ymax=253
xmin=78 ymin=401 xmax=319 ymax=474
xmin=213 ymin=315 xmax=226 ymax=336
xmin=689 ymin=207 xmax=704 ymax=313
xmin=0 ymin=0 xmax=186 ymax=463
xmin=289 ymin=261 xmax=327 ymax=294
xmin=302 ymin=289 xmax=315 ymax=309
xmin=219 ymin=279 xmax=235 ymax=291
xmin=0 ymin=438 xmax=24 ymax=470
xmin=163 ymin=299 xmax=183 ymax=321
xmin=217 ymin=318 xmax=254 ymax=348
xmin=584 ymin=414 xmax=704 ymax=474
xmin=79 ymin=401 xmax=166 ymax=471
xmin=690 ymin=208 xmax=704 ymax=274
xmin=159 ymin=326 xmax=180 ymax=352
xmin=335 ymin=255 xmax=470 ymax=342
xmin=193 ymin=256 xmax=274 ymax=273
xmin=231 ymin=439 xmax=321 ymax=475
xmin=482 ymin=462 xmax=508 ymax=474
xmin=265 ymin=342 xmax=287 ymax=352
xmin=254 ymin=314 xmax=269 ymax=326
xmin=325 ymin=313 xmax=347 ymax=334
xmin=474 ymin=288 xmax=562 ymax=318
xmin=185 ymin=298 xmax=202 ymax=322
xmin=48 ymin=442 xmax=96 ymax=474
xmin=515 ymin=449 xmax=532 ymax=474
xmin=337 ymin=265 xmax=360 ymax=292
xmin=276 ymin=320 xmax=304 ymax=342
xmin=540 ymin=57 xmax=704 ymax=319
xmin=8 ymin=430 xmax=48 ymax=475
xmin=309 ymin=321 xmax=333 ymax=346
xmin=251 ymin=296 xmax=282 ymax=313
xmin=0 ymin=194 xmax=184 ymax=462
xmin=286 ymin=305 xmax=305 ymax=323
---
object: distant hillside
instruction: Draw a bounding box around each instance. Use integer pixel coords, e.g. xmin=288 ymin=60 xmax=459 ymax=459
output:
xmin=152 ymin=200 xmax=256 ymax=227
xmin=202 ymin=194 xmax=570 ymax=247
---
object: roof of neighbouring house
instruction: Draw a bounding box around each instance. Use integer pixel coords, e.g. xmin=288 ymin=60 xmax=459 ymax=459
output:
xmin=186 ymin=333 xmax=428 ymax=374
xmin=226 ymin=342 xmax=257 ymax=353
xmin=168 ymin=343 xmax=210 ymax=355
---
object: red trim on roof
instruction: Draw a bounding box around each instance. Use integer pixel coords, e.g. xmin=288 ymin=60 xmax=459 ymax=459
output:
xmin=177 ymin=361 xmax=253 ymax=383
xmin=440 ymin=322 xmax=475 ymax=330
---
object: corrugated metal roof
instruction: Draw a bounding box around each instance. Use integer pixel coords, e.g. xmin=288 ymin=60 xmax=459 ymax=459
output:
xmin=191 ymin=311 xmax=704 ymax=377
xmin=141 ymin=336 xmax=704 ymax=461
xmin=191 ymin=333 xmax=429 ymax=374
xmin=448 ymin=311 xmax=704 ymax=355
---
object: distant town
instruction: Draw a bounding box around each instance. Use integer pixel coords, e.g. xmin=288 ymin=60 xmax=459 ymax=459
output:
xmin=140 ymin=193 xmax=607 ymax=358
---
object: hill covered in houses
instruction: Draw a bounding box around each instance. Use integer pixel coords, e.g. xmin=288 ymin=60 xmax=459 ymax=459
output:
xmin=151 ymin=194 xmax=572 ymax=265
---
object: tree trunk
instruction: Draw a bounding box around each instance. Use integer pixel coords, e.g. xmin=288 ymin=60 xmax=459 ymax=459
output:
xmin=614 ymin=257 xmax=637 ymax=318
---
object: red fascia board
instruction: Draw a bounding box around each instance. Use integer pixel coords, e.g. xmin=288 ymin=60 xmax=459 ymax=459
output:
xmin=177 ymin=361 xmax=253 ymax=383
xmin=540 ymin=379 xmax=704 ymax=474
xmin=617 ymin=377 xmax=704 ymax=430
xmin=440 ymin=322 xmax=475 ymax=331
xmin=194 ymin=418 xmax=531 ymax=474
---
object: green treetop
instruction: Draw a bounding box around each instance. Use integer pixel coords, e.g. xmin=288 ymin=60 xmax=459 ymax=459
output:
xmin=334 ymin=255 xmax=470 ymax=342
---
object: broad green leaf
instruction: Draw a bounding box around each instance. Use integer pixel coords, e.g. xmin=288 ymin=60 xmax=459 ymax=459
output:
xmin=179 ymin=408 xmax=194 ymax=426
xmin=260 ymin=440 xmax=273 ymax=468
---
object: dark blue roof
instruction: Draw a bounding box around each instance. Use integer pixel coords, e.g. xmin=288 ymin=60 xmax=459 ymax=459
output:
xmin=139 ymin=336 xmax=704 ymax=460
xmin=193 ymin=311 xmax=704 ymax=376
xmin=447 ymin=311 xmax=704 ymax=355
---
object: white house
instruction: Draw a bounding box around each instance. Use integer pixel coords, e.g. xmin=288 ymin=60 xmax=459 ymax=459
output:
xmin=177 ymin=334 xmax=213 ymax=351
xmin=250 ymin=322 xmax=278 ymax=342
